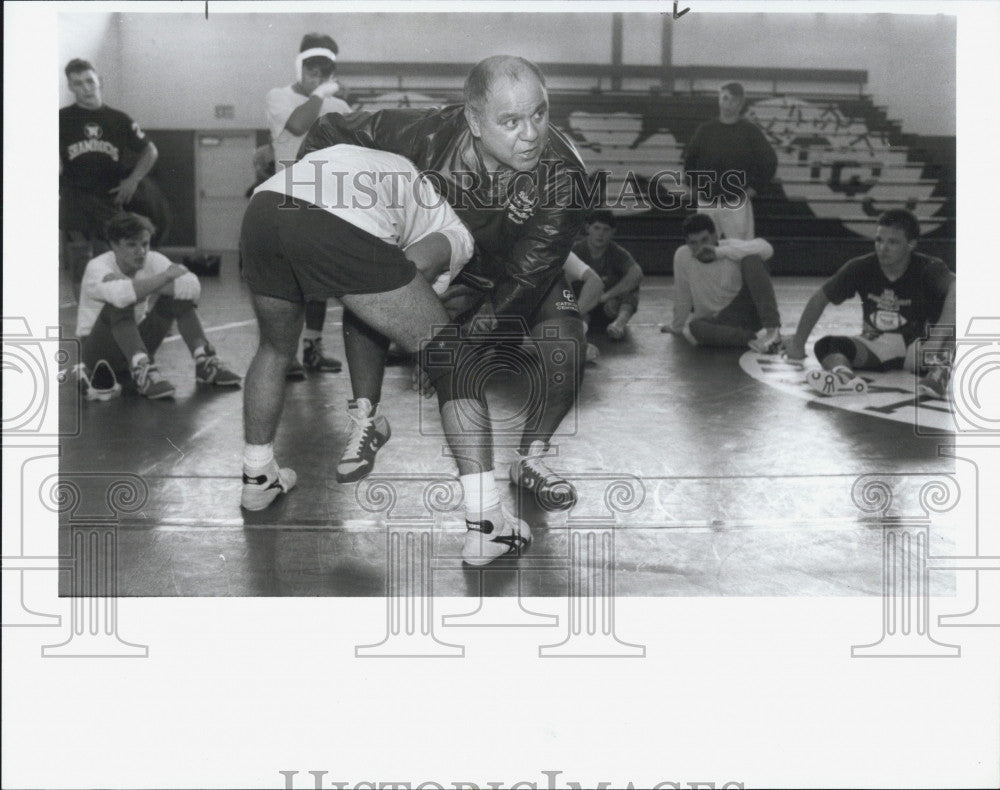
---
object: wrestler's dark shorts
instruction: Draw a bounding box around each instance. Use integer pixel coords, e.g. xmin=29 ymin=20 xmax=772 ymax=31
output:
xmin=240 ymin=190 xmax=417 ymax=302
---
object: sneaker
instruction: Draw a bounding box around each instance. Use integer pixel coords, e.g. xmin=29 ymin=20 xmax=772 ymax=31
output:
xmin=749 ymin=327 xmax=783 ymax=354
xmin=71 ymin=360 xmax=122 ymax=401
xmin=509 ymin=440 xmax=577 ymax=511
xmin=606 ymin=319 xmax=627 ymax=341
xmin=303 ymin=338 xmax=343 ymax=373
xmin=462 ymin=505 xmax=532 ymax=566
xmin=585 ymin=342 xmax=600 ymax=364
xmin=241 ymin=460 xmax=297 ymax=511
xmin=132 ymin=357 xmax=176 ymax=399
xmin=195 ymin=345 xmax=242 ymax=387
xmin=336 ymin=398 xmax=391 ymax=483
xmin=286 ymin=358 xmax=307 ymax=380
xmin=806 ymin=366 xmax=868 ymax=397
xmin=917 ymin=366 xmax=951 ymax=400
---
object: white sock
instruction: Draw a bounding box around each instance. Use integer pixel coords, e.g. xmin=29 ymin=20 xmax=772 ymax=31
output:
xmin=461 ymin=471 xmax=500 ymax=521
xmin=303 ymin=329 xmax=321 ymax=342
xmin=131 ymin=352 xmax=149 ymax=369
xmin=243 ymin=443 xmax=274 ymax=470
xmin=193 ymin=344 xmax=207 ymax=359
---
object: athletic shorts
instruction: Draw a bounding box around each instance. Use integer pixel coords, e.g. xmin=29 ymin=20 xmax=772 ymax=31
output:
xmin=240 ymin=191 xmax=417 ymax=302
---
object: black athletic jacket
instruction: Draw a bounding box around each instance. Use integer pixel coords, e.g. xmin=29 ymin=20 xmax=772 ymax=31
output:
xmin=299 ymin=105 xmax=590 ymax=320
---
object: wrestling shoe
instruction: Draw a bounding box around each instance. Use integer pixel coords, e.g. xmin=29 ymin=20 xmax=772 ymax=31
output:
xmin=462 ymin=505 xmax=532 ymax=566
xmin=806 ymin=365 xmax=868 ymax=397
xmin=336 ymin=398 xmax=391 ymax=483
xmin=302 ymin=338 xmax=342 ymax=372
xmin=509 ymin=440 xmax=577 ymax=511
xmin=241 ymin=460 xmax=297 ymax=511
xmin=748 ymin=327 xmax=783 ymax=354
xmin=917 ymin=366 xmax=951 ymax=400
xmin=131 ymin=356 xmax=175 ymax=399
xmin=70 ymin=360 xmax=122 ymax=401
xmin=286 ymin=358 xmax=307 ymax=380
xmin=195 ymin=344 xmax=242 ymax=387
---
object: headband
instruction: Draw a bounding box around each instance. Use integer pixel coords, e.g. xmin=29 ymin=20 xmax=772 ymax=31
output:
xmin=296 ymin=48 xmax=337 ymax=80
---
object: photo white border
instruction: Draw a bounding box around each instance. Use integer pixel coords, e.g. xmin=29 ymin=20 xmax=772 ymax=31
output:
xmin=4 ymin=2 xmax=999 ymax=788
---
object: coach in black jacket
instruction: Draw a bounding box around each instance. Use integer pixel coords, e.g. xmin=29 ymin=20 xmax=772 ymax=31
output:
xmin=301 ymin=55 xmax=590 ymax=519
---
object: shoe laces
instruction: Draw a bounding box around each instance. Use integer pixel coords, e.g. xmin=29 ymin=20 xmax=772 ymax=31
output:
xmin=133 ymin=359 xmax=151 ymax=387
xmin=520 ymin=446 xmax=555 ymax=482
xmin=344 ymin=403 xmax=377 ymax=457
xmin=198 ymin=354 xmax=220 ymax=376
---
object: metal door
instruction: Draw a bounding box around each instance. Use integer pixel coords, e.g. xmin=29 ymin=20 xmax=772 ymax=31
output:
xmin=195 ymin=132 xmax=256 ymax=252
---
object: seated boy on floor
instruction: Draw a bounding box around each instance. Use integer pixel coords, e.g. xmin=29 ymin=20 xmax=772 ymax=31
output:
xmin=74 ymin=212 xmax=241 ymax=400
xmin=783 ymin=208 xmax=955 ymax=398
xmin=664 ymin=213 xmax=782 ymax=353
xmin=571 ymin=210 xmax=644 ymax=340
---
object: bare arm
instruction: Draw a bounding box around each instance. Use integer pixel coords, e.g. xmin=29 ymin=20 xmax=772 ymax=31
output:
xmin=284 ymin=95 xmax=326 ymax=137
xmin=404 ymin=232 xmax=453 ymax=284
xmin=670 ymin=253 xmax=694 ymax=334
xmin=575 ymin=267 xmax=605 ymax=316
xmin=601 ymin=262 xmax=643 ymax=303
xmin=111 ymin=142 xmax=158 ymax=207
xmin=132 ymin=264 xmax=189 ymax=301
xmin=784 ymin=288 xmax=830 ymax=359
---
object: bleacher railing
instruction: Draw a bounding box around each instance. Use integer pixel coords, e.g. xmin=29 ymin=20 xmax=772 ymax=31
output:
xmin=336 ymin=62 xmax=869 ymax=98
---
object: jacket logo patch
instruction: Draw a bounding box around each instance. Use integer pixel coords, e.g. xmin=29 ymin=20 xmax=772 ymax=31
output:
xmin=506 ymin=189 xmax=536 ymax=225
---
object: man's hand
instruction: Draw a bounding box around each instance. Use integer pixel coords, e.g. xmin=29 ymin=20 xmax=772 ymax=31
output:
xmin=783 ymin=336 xmax=807 ymax=360
xmin=439 ymin=283 xmax=482 ymax=321
xmin=109 ymin=176 xmax=140 ymax=207
xmin=311 ymin=79 xmax=341 ymax=100
xmin=462 ymin=301 xmax=498 ymax=337
xmin=411 ymin=365 xmax=435 ymax=398
xmin=695 ymin=245 xmax=718 ymax=263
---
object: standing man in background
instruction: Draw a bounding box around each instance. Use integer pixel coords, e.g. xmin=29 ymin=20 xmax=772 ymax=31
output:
xmin=264 ymin=33 xmax=352 ymax=377
xmin=683 ymin=81 xmax=777 ymax=241
xmin=60 ymin=58 xmax=159 ymax=297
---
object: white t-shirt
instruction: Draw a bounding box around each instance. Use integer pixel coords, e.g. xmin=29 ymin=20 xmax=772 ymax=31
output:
xmin=266 ymin=85 xmax=352 ymax=169
xmin=671 ymin=237 xmax=773 ymax=332
xmin=255 ymin=144 xmax=474 ymax=294
xmin=76 ymin=250 xmax=201 ymax=337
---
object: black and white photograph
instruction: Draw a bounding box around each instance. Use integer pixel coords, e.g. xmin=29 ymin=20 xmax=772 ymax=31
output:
xmin=3 ymin=1 xmax=999 ymax=788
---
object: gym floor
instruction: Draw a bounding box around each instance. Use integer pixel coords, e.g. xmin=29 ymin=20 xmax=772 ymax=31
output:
xmin=56 ymin=255 xmax=957 ymax=597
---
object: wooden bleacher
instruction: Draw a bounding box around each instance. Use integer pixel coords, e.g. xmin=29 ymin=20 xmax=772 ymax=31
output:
xmin=147 ymin=63 xmax=954 ymax=274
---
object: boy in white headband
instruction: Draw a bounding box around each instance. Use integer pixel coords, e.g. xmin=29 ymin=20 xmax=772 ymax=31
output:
xmin=265 ymin=33 xmax=353 ymax=376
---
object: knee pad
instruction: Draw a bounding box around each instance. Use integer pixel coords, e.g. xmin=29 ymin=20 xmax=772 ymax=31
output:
xmin=814 ymin=335 xmax=856 ymax=363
